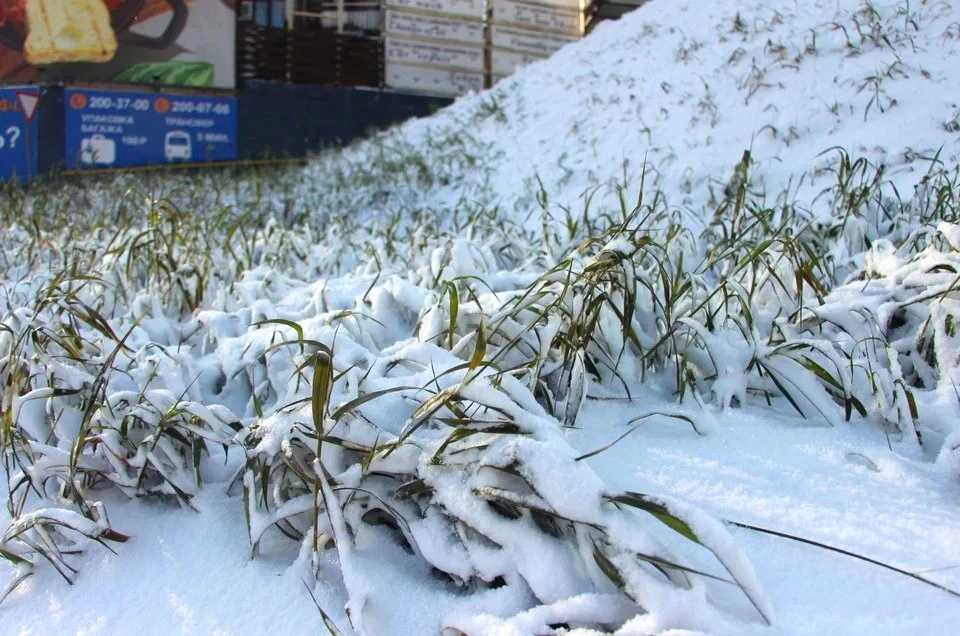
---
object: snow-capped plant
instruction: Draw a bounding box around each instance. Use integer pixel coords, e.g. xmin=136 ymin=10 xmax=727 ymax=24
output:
xmin=242 ymin=334 xmax=773 ymax=632
xmin=1 ymin=128 xmax=959 ymax=630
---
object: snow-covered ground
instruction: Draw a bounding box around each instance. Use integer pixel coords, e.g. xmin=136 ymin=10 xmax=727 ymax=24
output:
xmin=6 ymin=402 xmax=958 ymax=635
xmin=3 ymin=0 xmax=960 ymax=634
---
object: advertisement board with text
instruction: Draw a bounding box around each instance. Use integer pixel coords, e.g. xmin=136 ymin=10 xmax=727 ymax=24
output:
xmin=0 ymin=85 xmax=39 ymax=181
xmin=64 ymin=87 xmax=237 ymax=169
xmin=0 ymin=0 xmax=235 ymax=89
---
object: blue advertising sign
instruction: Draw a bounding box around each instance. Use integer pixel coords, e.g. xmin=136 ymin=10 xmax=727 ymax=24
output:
xmin=65 ymin=88 xmax=237 ymax=169
xmin=0 ymin=86 xmax=40 ymax=182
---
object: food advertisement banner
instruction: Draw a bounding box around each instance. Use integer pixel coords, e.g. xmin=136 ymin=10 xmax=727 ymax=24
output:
xmin=64 ymin=87 xmax=237 ymax=168
xmin=0 ymin=85 xmax=39 ymax=180
xmin=0 ymin=0 xmax=236 ymax=89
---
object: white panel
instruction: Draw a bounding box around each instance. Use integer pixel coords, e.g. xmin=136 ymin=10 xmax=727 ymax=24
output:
xmin=385 ymin=62 xmax=485 ymax=95
xmin=490 ymin=47 xmax=547 ymax=76
xmin=385 ymin=10 xmax=485 ymax=45
xmin=490 ymin=24 xmax=579 ymax=56
xmin=512 ymin=0 xmax=583 ymax=10
xmin=385 ymin=37 xmax=485 ymax=71
xmin=384 ymin=0 xmax=484 ymax=20
xmin=491 ymin=0 xmax=582 ymax=35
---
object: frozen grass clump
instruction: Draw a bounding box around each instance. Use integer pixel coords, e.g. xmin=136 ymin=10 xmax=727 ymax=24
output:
xmin=242 ymin=340 xmax=773 ymax=632
xmin=0 ymin=136 xmax=959 ymax=631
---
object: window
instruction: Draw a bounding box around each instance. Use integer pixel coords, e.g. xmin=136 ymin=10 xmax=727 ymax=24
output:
xmin=250 ymin=0 xmax=286 ymax=28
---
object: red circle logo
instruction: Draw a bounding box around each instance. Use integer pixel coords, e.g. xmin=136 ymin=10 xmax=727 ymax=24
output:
xmin=153 ymin=97 xmax=171 ymax=114
xmin=69 ymin=93 xmax=87 ymax=109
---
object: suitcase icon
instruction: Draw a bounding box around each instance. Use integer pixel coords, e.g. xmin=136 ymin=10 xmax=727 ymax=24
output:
xmin=80 ymin=135 xmax=116 ymax=166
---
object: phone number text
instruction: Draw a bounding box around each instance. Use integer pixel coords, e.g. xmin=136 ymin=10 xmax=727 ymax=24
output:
xmin=85 ymin=97 xmax=232 ymax=116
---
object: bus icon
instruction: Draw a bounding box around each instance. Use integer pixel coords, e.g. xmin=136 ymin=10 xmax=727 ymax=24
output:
xmin=164 ymin=131 xmax=192 ymax=161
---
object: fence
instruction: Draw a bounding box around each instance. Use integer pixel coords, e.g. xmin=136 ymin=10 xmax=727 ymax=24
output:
xmin=0 ymin=82 xmax=450 ymax=182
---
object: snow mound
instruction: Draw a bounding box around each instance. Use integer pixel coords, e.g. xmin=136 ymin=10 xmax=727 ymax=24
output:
xmin=310 ymin=0 xmax=960 ymax=221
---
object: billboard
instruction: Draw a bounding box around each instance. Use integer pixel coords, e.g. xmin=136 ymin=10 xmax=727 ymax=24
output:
xmin=64 ymin=87 xmax=237 ymax=168
xmin=0 ymin=0 xmax=236 ymax=89
xmin=0 ymin=86 xmax=39 ymax=180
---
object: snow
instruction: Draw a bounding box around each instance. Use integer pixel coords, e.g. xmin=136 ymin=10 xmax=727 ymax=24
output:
xmin=572 ymin=397 xmax=960 ymax=634
xmin=306 ymin=0 xmax=960 ymax=227
xmin=2 ymin=487 xmax=325 ymax=635
xmin=3 ymin=0 xmax=960 ymax=633
xmin=7 ymin=411 xmax=960 ymax=634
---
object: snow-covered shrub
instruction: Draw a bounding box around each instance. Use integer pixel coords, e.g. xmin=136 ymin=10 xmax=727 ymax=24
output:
xmin=243 ymin=341 xmax=772 ymax=632
xmin=1 ymin=140 xmax=958 ymax=631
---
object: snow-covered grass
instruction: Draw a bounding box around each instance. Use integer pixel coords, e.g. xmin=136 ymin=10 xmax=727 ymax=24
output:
xmin=3 ymin=0 xmax=960 ymax=633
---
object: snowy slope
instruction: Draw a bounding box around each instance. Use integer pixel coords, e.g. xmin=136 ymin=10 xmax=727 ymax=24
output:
xmin=310 ymin=0 xmax=960 ymax=221
xmin=2 ymin=0 xmax=960 ymax=635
